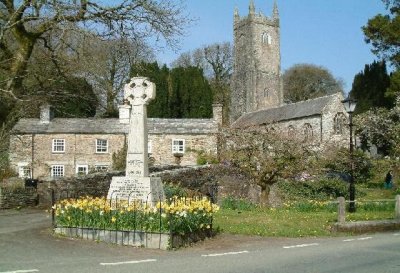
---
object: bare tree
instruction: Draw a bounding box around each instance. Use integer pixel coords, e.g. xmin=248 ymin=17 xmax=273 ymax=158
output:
xmin=0 ymin=0 xmax=190 ymax=100
xmin=72 ymin=33 xmax=155 ymax=116
xmin=283 ymin=63 xmax=344 ymax=103
xmin=221 ymin=127 xmax=314 ymax=206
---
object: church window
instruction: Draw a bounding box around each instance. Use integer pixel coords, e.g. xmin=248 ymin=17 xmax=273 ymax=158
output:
xmin=262 ymin=32 xmax=272 ymax=45
xmin=263 ymin=88 xmax=269 ymax=98
xmin=288 ymin=125 xmax=295 ymax=138
xmin=303 ymin=123 xmax=313 ymax=141
xmin=334 ymin=113 xmax=347 ymax=135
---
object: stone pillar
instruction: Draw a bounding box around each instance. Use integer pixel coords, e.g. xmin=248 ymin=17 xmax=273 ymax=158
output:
xmin=395 ymin=195 xmax=400 ymax=220
xmin=337 ymin=197 xmax=346 ymax=224
xmin=212 ymin=103 xmax=223 ymax=127
xmin=118 ymin=103 xmax=131 ymax=124
xmin=40 ymin=104 xmax=53 ymax=124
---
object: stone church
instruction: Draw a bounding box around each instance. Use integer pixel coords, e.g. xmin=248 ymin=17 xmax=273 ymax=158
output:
xmin=9 ymin=1 xmax=348 ymax=179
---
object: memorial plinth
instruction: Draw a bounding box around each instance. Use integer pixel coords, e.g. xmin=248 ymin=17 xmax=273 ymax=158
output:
xmin=107 ymin=77 xmax=164 ymax=205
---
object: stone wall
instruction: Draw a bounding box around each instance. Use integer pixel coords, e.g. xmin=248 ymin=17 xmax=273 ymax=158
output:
xmin=37 ymin=171 xmax=123 ymax=207
xmin=10 ymin=132 xmax=218 ymax=179
xmin=0 ymin=187 xmax=38 ymax=209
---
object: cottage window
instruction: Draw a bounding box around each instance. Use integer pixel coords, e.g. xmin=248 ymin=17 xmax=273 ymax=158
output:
xmin=303 ymin=123 xmax=313 ymax=141
xmin=96 ymin=139 xmax=108 ymax=153
xmin=51 ymin=165 xmax=64 ymax=177
xmin=334 ymin=113 xmax=347 ymax=135
xmin=76 ymin=165 xmax=88 ymax=176
xmin=52 ymin=139 xmax=65 ymax=153
xmin=95 ymin=165 xmax=109 ymax=172
xmin=18 ymin=164 xmax=31 ymax=178
xmin=172 ymin=139 xmax=185 ymax=154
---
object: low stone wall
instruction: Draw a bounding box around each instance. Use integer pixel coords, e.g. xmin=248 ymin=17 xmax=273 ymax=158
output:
xmin=332 ymin=219 xmax=400 ymax=233
xmin=0 ymin=187 xmax=38 ymax=209
xmin=37 ymin=171 xmax=124 ymax=207
xmin=54 ymin=227 xmax=212 ymax=250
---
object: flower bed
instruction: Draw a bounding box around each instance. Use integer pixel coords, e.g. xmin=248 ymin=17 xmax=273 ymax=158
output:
xmin=52 ymin=196 xmax=219 ymax=249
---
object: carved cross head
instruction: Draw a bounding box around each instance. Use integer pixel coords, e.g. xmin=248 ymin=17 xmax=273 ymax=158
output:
xmin=124 ymin=77 xmax=156 ymax=105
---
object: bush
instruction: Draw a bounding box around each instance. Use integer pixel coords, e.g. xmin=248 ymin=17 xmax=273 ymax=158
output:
xmin=163 ymin=184 xmax=189 ymax=199
xmin=220 ymin=196 xmax=257 ymax=211
xmin=278 ymin=178 xmax=349 ymax=201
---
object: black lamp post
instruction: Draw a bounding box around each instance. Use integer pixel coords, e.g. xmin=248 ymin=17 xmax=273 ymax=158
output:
xmin=342 ymin=96 xmax=357 ymax=213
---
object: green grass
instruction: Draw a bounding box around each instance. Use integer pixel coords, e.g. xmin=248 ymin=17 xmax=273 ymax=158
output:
xmin=214 ymin=188 xmax=398 ymax=237
xmin=214 ymin=208 xmax=337 ymax=237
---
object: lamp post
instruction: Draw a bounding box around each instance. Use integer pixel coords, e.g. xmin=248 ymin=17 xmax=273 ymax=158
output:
xmin=342 ymin=96 xmax=357 ymax=213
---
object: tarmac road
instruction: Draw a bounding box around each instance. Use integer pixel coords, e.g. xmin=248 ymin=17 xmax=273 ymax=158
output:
xmin=1 ymin=209 xmax=400 ymax=273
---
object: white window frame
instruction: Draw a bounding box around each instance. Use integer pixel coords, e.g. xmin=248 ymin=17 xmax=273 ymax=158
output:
xmin=76 ymin=164 xmax=88 ymax=176
xmin=96 ymin=139 xmax=108 ymax=153
xmin=172 ymin=139 xmax=185 ymax=154
xmin=51 ymin=165 xmax=64 ymax=178
xmin=18 ymin=163 xmax=31 ymax=178
xmin=52 ymin=139 xmax=65 ymax=153
xmin=94 ymin=165 xmax=109 ymax=172
xmin=148 ymin=140 xmax=153 ymax=154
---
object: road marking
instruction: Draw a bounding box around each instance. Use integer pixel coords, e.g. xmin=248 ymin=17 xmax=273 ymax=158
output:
xmin=344 ymin=237 xmax=372 ymax=242
xmin=100 ymin=259 xmax=157 ymax=266
xmin=358 ymin=237 xmax=372 ymax=241
xmin=201 ymin=250 xmax=249 ymax=257
xmin=283 ymin=243 xmax=319 ymax=249
xmin=0 ymin=269 xmax=39 ymax=273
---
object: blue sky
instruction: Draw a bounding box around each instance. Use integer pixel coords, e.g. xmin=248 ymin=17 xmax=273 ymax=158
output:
xmin=156 ymin=0 xmax=388 ymax=93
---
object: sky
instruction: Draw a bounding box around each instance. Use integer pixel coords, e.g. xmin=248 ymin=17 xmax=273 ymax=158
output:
xmin=156 ymin=0 xmax=388 ymax=93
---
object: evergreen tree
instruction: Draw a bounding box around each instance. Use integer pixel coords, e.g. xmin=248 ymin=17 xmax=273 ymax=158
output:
xmin=350 ymin=61 xmax=391 ymax=114
xmin=130 ymin=62 xmax=212 ymax=118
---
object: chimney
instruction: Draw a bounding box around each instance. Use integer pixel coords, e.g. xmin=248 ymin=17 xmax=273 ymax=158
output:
xmin=212 ymin=103 xmax=223 ymax=127
xmin=40 ymin=104 xmax=53 ymax=124
xmin=118 ymin=100 xmax=131 ymax=124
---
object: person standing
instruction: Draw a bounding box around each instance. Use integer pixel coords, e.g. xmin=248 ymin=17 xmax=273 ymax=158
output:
xmin=385 ymin=170 xmax=393 ymax=189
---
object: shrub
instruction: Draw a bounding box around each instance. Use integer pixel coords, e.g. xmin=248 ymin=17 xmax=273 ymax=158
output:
xmin=220 ymin=196 xmax=257 ymax=211
xmin=278 ymin=178 xmax=349 ymax=201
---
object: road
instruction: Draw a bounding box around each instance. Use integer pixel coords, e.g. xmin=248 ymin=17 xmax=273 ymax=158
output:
xmin=0 ymin=209 xmax=399 ymax=273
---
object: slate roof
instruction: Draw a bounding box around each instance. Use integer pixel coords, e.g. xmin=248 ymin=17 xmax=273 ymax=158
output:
xmin=12 ymin=118 xmax=218 ymax=135
xmin=232 ymin=93 xmax=339 ymax=128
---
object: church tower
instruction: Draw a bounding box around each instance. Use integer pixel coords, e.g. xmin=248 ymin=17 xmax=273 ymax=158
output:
xmin=230 ymin=0 xmax=282 ymax=122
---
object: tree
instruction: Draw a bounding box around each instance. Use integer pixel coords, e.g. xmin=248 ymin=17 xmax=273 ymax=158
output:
xmin=130 ymin=62 xmax=213 ymax=118
xmin=221 ymin=128 xmax=313 ymax=206
xmin=350 ymin=61 xmax=392 ymax=114
xmin=282 ymin=64 xmax=344 ymax=103
xmin=363 ymin=0 xmax=400 ymax=68
xmin=72 ymin=34 xmax=155 ymax=117
xmin=0 ymin=0 xmax=190 ymax=102
xmin=172 ymin=42 xmax=233 ymax=124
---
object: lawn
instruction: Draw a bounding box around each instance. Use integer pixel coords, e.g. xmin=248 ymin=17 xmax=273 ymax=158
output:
xmin=214 ymin=187 xmax=398 ymax=237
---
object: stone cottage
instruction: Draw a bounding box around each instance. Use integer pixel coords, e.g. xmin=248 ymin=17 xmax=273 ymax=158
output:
xmin=9 ymin=104 xmax=222 ymax=179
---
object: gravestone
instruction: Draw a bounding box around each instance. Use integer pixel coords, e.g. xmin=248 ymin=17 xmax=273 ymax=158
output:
xmin=107 ymin=77 xmax=164 ymax=205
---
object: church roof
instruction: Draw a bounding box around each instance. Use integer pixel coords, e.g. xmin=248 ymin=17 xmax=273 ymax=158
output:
xmin=231 ymin=93 xmax=340 ymax=128
xmin=11 ymin=118 xmax=218 ymax=135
